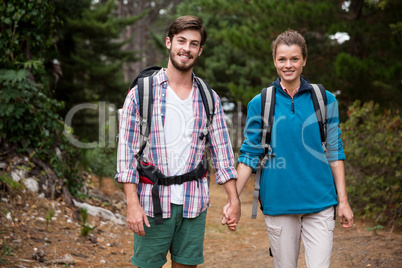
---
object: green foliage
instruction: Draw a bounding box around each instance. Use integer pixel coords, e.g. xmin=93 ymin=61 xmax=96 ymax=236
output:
xmin=0 ymin=67 xmax=80 ymax=192
xmin=0 ymin=242 xmax=13 ymax=264
xmin=177 ymin=0 xmax=402 ymax=110
xmin=0 ymin=0 xmax=81 ymax=197
xmin=177 ymin=0 xmax=339 ymax=105
xmin=341 ymin=101 xmax=401 ymax=226
xmin=0 ymin=173 xmax=24 ymax=191
xmin=79 ymin=208 xmax=95 ymax=236
xmin=81 ymin=147 xmax=117 ymax=181
xmin=0 ymin=0 xmax=57 ymax=69
xmin=366 ymin=225 xmax=384 ymax=235
xmin=0 ymin=68 xmax=62 ymax=150
xmin=55 ymin=0 xmax=141 ymax=140
xmin=45 ymin=209 xmax=55 ymax=230
xmin=332 ymin=0 xmax=402 ymax=109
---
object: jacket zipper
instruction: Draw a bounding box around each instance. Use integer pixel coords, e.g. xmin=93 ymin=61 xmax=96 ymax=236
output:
xmin=291 ymin=98 xmax=295 ymax=114
xmin=279 ymin=85 xmax=298 ymax=114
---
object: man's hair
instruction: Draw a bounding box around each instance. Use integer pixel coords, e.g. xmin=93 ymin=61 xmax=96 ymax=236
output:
xmin=272 ymin=29 xmax=307 ymax=60
xmin=168 ymin=15 xmax=207 ymax=47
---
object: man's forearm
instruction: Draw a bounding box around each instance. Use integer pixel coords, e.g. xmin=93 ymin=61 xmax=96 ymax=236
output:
xmin=223 ymin=179 xmax=240 ymax=204
xmin=124 ymin=183 xmax=140 ymax=207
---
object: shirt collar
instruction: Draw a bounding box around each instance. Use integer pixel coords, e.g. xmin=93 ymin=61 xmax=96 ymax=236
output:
xmin=156 ymin=68 xmax=198 ymax=86
xmin=280 ymin=82 xmax=300 ymax=98
xmin=274 ymin=77 xmax=313 ymax=94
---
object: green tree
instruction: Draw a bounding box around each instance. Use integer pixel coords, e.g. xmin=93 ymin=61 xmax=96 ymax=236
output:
xmin=332 ymin=0 xmax=402 ymax=110
xmin=54 ymin=0 xmax=142 ymax=140
xmin=176 ymin=0 xmax=401 ymax=111
xmin=177 ymin=0 xmax=340 ymax=106
xmin=0 ymin=0 xmax=80 ymax=196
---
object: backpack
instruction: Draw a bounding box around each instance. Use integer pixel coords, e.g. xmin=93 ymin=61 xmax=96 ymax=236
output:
xmin=117 ymin=66 xmax=215 ymax=224
xmin=251 ymin=83 xmax=328 ymax=219
xmin=117 ymin=66 xmax=215 ymax=152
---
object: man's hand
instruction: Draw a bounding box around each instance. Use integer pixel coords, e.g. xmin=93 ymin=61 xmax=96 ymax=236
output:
xmin=124 ymin=183 xmax=150 ymax=236
xmin=126 ymin=203 xmax=150 ymax=236
xmin=221 ymin=201 xmax=240 ymax=231
xmin=222 ymin=180 xmax=241 ymax=231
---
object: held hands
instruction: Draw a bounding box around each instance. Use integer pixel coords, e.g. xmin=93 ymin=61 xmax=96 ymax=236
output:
xmin=221 ymin=201 xmax=241 ymax=231
xmin=126 ymin=203 xmax=151 ymax=236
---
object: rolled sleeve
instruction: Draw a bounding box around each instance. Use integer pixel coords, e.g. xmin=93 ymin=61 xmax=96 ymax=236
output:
xmin=208 ymin=92 xmax=238 ymax=185
xmin=214 ymin=167 xmax=237 ymax=185
xmin=114 ymin=88 xmax=141 ymax=184
xmin=114 ymin=169 xmax=138 ymax=184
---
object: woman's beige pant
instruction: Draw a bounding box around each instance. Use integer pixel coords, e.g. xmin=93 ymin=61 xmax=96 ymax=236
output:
xmin=265 ymin=206 xmax=336 ymax=268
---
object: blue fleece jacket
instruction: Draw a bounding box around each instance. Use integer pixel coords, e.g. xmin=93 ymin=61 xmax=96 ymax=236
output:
xmin=238 ymin=77 xmax=345 ymax=215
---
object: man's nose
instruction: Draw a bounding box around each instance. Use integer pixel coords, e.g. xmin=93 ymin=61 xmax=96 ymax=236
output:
xmin=182 ymin=42 xmax=190 ymax=51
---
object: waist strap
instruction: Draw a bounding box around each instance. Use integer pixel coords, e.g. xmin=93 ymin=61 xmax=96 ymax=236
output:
xmin=136 ymin=156 xmax=209 ymax=225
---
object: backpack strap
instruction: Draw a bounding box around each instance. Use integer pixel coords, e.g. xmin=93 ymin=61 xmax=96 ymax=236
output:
xmin=196 ymin=78 xmax=215 ymax=141
xmin=310 ymin=84 xmax=327 ymax=152
xmin=134 ymin=75 xmax=214 ymax=159
xmin=252 ymin=85 xmax=276 ymax=219
xmin=129 ymin=66 xmax=161 ymax=92
xmin=117 ymin=67 xmax=161 ymax=142
xmin=261 ymin=85 xmax=276 ymax=157
xmin=136 ymin=76 xmax=154 ymax=161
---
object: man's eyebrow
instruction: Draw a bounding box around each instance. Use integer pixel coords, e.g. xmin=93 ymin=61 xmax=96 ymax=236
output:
xmin=176 ymin=36 xmax=200 ymax=43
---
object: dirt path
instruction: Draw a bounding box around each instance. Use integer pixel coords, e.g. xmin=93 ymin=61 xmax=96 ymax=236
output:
xmin=1 ymin=175 xmax=401 ymax=267
xmin=201 ymin=175 xmax=402 ymax=268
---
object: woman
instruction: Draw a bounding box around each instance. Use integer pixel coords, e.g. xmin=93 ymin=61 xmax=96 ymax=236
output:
xmin=228 ymin=30 xmax=354 ymax=267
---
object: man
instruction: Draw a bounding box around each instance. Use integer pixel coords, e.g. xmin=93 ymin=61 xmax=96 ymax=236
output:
xmin=115 ymin=15 xmax=240 ymax=268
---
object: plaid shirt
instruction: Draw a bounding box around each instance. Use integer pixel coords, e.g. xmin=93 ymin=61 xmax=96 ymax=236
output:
xmin=115 ymin=68 xmax=237 ymax=219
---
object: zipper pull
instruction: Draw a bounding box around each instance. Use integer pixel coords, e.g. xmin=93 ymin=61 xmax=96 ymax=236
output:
xmin=291 ymin=99 xmax=295 ymax=114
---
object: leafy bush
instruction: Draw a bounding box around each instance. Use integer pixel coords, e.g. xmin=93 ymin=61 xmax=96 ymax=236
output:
xmin=0 ymin=173 xmax=24 ymax=192
xmin=81 ymin=147 xmax=117 ymax=182
xmin=0 ymin=1 xmax=83 ymax=197
xmin=0 ymin=69 xmax=62 ymax=152
xmin=0 ymin=68 xmax=82 ymax=195
xmin=341 ymin=101 xmax=401 ymax=227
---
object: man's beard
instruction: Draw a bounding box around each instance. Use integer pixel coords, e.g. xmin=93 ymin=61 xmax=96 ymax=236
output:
xmin=169 ymin=49 xmax=198 ymax=72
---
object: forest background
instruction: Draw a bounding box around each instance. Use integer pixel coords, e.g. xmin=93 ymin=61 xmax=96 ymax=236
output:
xmin=0 ymin=0 xmax=401 ymax=242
